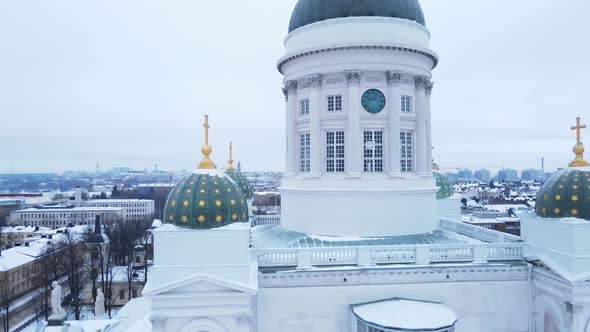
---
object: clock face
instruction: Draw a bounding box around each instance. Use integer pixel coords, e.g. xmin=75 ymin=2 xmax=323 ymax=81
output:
xmin=361 ymin=89 xmax=386 ymax=114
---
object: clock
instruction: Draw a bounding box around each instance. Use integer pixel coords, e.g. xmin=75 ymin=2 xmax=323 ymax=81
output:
xmin=361 ymin=89 xmax=386 ymax=114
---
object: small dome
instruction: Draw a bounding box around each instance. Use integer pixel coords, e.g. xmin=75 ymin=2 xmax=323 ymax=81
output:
xmin=434 ymin=171 xmax=453 ymax=199
xmin=164 ymin=169 xmax=249 ymax=229
xmin=536 ymin=168 xmax=590 ymax=220
xmin=226 ymin=171 xmax=253 ymax=199
xmin=288 ymin=0 xmax=426 ymax=33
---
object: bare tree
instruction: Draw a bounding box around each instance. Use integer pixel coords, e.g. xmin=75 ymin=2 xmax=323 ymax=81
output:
xmin=0 ymin=273 xmax=14 ymax=332
xmin=55 ymin=231 xmax=85 ymax=320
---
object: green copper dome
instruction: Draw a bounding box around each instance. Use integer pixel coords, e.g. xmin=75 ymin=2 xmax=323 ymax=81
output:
xmin=226 ymin=171 xmax=253 ymax=199
xmin=434 ymin=171 xmax=453 ymax=199
xmin=164 ymin=170 xmax=249 ymax=229
xmin=536 ymin=168 xmax=590 ymax=220
xmin=288 ymin=0 xmax=426 ymax=33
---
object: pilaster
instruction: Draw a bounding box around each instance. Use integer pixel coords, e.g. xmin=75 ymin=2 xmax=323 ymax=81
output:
xmin=346 ymin=71 xmax=362 ymax=176
xmin=284 ymin=80 xmax=298 ymax=176
xmin=425 ymin=81 xmax=434 ymax=176
xmin=308 ymin=74 xmax=323 ymax=176
xmin=386 ymin=71 xmax=402 ymax=177
xmin=414 ymin=76 xmax=429 ymax=175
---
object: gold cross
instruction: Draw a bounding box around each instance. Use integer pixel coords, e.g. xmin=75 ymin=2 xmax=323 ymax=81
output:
xmin=569 ymin=117 xmax=588 ymax=167
xmin=571 ymin=117 xmax=587 ymax=145
xmin=197 ymin=114 xmax=216 ymax=169
xmin=203 ymin=114 xmax=210 ymax=146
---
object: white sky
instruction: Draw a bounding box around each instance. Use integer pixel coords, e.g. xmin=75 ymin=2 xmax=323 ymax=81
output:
xmin=1 ymin=0 xmax=589 ymax=173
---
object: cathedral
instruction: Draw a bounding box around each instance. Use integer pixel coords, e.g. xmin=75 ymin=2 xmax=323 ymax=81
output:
xmin=49 ymin=0 xmax=590 ymax=331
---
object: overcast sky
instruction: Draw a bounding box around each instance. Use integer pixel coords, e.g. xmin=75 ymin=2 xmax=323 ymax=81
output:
xmin=1 ymin=0 xmax=589 ymax=174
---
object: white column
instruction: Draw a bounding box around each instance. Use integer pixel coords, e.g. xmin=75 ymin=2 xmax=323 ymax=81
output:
xmin=414 ymin=76 xmax=428 ymax=175
xmin=346 ymin=71 xmax=362 ymax=176
xmin=386 ymin=71 xmax=402 ymax=176
xmin=284 ymin=80 xmax=298 ymax=177
xmin=308 ymin=74 xmax=323 ymax=176
xmin=425 ymin=81 xmax=434 ymax=175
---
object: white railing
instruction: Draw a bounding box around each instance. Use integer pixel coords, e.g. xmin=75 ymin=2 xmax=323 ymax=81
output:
xmin=439 ymin=218 xmax=521 ymax=243
xmin=252 ymin=215 xmax=281 ymax=226
xmin=252 ymin=243 xmax=524 ymax=269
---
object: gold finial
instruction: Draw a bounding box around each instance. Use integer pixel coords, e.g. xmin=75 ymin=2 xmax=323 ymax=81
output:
xmin=226 ymin=142 xmax=236 ymax=171
xmin=197 ymin=115 xmax=217 ymax=169
xmin=569 ymin=117 xmax=588 ymax=167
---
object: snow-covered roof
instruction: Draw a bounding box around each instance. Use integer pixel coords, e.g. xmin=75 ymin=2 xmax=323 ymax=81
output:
xmin=251 ymin=225 xmax=466 ymax=248
xmin=351 ymin=298 xmax=457 ymax=330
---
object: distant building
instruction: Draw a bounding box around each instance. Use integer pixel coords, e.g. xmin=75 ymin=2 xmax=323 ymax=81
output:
xmin=10 ymin=205 xmax=125 ymax=227
xmin=82 ymin=199 xmax=155 ymax=223
xmin=474 ymin=169 xmax=491 ymax=182
xmin=0 ymin=225 xmax=37 ymax=250
xmin=457 ymin=169 xmax=474 ymax=181
xmin=497 ymin=168 xmax=518 ymax=181
xmin=0 ymin=199 xmax=26 ymax=225
xmin=521 ymin=168 xmax=544 ymax=181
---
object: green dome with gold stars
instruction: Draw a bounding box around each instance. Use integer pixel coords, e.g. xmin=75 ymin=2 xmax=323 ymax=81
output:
xmin=434 ymin=171 xmax=453 ymax=199
xmin=164 ymin=170 xmax=249 ymax=229
xmin=536 ymin=167 xmax=590 ymax=220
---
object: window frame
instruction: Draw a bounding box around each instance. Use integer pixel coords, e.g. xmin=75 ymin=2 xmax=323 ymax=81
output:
xmin=299 ymin=132 xmax=311 ymax=173
xmin=326 ymin=130 xmax=345 ymax=173
xmin=363 ymin=130 xmax=384 ymax=173
xmin=400 ymin=130 xmax=414 ymax=173
xmin=327 ymin=95 xmax=343 ymax=112
xmin=401 ymin=95 xmax=413 ymax=113
xmin=299 ymin=99 xmax=310 ymax=116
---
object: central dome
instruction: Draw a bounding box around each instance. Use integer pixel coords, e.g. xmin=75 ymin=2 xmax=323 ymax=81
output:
xmin=288 ymin=0 xmax=426 ymax=33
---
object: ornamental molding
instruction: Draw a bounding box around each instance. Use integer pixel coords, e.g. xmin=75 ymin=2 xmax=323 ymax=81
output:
xmin=150 ymin=315 xmax=166 ymax=330
xmin=415 ymin=76 xmax=430 ymax=90
xmin=259 ymin=265 xmax=528 ymax=288
xmin=277 ymin=44 xmax=439 ymax=74
xmin=307 ymin=74 xmax=323 ymax=88
xmin=386 ymin=71 xmax=402 ymax=86
xmin=283 ymin=80 xmax=298 ymax=100
xmin=426 ymin=81 xmax=434 ymax=95
xmin=345 ymin=71 xmax=362 ymax=86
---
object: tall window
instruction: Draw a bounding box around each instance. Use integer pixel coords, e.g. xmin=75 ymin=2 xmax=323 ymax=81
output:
xmin=299 ymin=133 xmax=310 ymax=173
xmin=326 ymin=131 xmax=345 ymax=172
xmin=400 ymin=131 xmax=414 ymax=173
xmin=300 ymin=99 xmax=309 ymax=115
xmin=327 ymin=95 xmax=342 ymax=112
xmin=363 ymin=130 xmax=384 ymax=172
xmin=402 ymin=95 xmax=413 ymax=113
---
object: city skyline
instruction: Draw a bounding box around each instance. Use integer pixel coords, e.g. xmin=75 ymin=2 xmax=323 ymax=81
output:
xmin=1 ymin=0 xmax=589 ymax=173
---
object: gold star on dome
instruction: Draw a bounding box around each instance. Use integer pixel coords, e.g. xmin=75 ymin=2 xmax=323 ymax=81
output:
xmin=201 ymin=182 xmax=205 ymax=185
xmin=215 ymin=215 xmax=222 ymax=222
xmin=555 ymin=195 xmax=561 ymax=200
xmin=186 ymin=189 xmax=192 ymax=194
xmin=183 ymin=200 xmax=190 ymax=207
xmin=176 ymin=189 xmax=181 ymax=193
xmin=240 ymin=199 xmax=244 ymax=204
xmin=562 ymin=178 xmax=567 ymax=181
xmin=542 ymin=207 xmax=547 ymax=214
xmin=181 ymin=215 xmax=188 ymax=223
xmin=214 ymin=181 xmax=218 ymax=185
xmin=574 ymin=178 xmax=579 ymax=182
xmin=169 ymin=214 xmax=174 ymax=221
xmin=190 ymin=181 xmax=194 ymax=185
xmin=554 ymin=208 xmax=561 ymax=215
xmin=215 ymin=189 xmax=220 ymax=194
xmin=232 ymin=213 xmax=238 ymax=220
xmin=198 ymin=215 xmax=205 ymax=223
xmin=171 ymin=200 xmax=176 ymax=206
xmin=230 ymin=199 xmax=235 ymax=205
xmin=200 ymin=189 xmax=205 ymax=194
xmin=544 ymin=195 xmax=548 ymax=200
xmin=198 ymin=200 xmax=205 ymax=207
xmin=572 ymin=209 xmax=579 ymax=216
xmin=215 ymin=200 xmax=222 ymax=207
xmin=227 ymin=188 xmax=232 ymax=192
xmin=559 ymin=185 xmax=564 ymax=189
xmin=572 ymin=196 xmax=579 ymax=202
xmin=573 ymin=185 xmax=579 ymax=189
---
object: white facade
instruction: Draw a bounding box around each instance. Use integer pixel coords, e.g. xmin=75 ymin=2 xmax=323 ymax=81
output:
xmin=82 ymin=199 xmax=155 ymax=223
xmin=280 ymin=17 xmax=439 ymax=237
xmin=10 ymin=206 xmax=125 ymax=227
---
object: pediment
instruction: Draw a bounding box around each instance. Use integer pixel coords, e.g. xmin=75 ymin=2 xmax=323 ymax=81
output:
xmin=142 ymin=273 xmax=256 ymax=297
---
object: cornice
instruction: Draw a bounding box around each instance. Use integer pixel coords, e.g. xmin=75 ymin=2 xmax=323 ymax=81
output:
xmin=277 ymin=44 xmax=439 ymax=74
